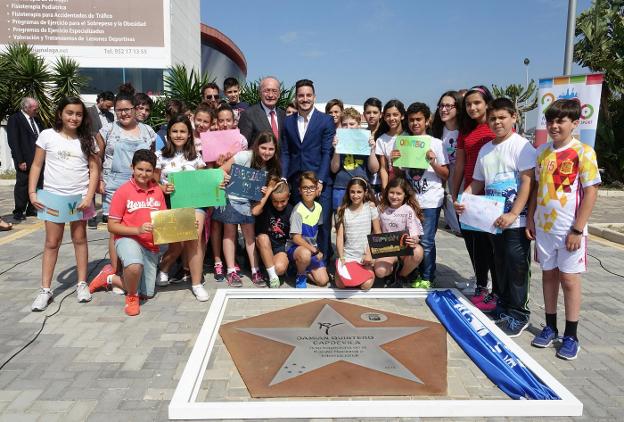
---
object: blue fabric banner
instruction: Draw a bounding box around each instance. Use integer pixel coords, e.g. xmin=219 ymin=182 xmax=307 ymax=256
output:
xmin=426 ymin=290 xmax=559 ymax=400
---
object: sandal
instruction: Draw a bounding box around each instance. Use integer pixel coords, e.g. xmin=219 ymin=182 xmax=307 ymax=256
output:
xmin=0 ymin=218 xmax=13 ymax=231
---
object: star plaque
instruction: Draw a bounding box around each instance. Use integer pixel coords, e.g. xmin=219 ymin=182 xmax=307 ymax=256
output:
xmin=219 ymin=299 xmax=447 ymax=397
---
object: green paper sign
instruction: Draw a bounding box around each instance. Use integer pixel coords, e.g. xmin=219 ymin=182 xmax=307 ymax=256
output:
xmin=170 ymin=169 xmax=226 ymax=209
xmin=393 ymin=135 xmax=431 ymax=169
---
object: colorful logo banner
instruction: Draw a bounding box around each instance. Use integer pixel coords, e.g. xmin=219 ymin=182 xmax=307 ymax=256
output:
xmin=535 ymin=73 xmax=603 ymax=148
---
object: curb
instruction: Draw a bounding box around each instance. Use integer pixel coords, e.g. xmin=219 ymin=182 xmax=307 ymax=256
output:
xmin=589 ymin=224 xmax=624 ymax=245
xmin=0 ymin=179 xmax=15 ymax=186
xmin=597 ymin=190 xmax=624 ymax=197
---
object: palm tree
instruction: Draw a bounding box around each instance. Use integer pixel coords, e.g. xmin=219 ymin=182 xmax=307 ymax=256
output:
xmin=491 ymin=81 xmax=538 ymax=134
xmin=574 ymin=0 xmax=624 ymax=181
xmin=163 ymin=64 xmax=214 ymax=110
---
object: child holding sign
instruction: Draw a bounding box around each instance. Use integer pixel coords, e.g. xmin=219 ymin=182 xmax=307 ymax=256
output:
xmin=91 ymin=150 xmax=166 ymax=316
xmin=216 ymin=131 xmax=279 ymax=287
xmin=335 ymin=177 xmax=381 ymax=290
xmin=374 ymin=178 xmax=424 ymax=288
xmin=286 ymin=171 xmax=330 ymax=288
xmin=330 ymin=108 xmax=379 ymax=209
xmin=455 ymin=98 xmax=536 ymax=336
xmin=252 ymin=178 xmax=292 ymax=288
xmin=29 ymin=97 xmax=100 ymax=311
xmin=210 ymin=104 xmax=249 ymax=281
xmin=392 ymin=102 xmax=449 ymax=288
xmin=154 ymin=115 xmax=210 ymax=302
xmin=192 ymin=102 xmax=213 ymax=155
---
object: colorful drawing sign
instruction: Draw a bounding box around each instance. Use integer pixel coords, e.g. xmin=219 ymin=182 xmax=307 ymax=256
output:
xmin=225 ymin=164 xmax=267 ymax=201
xmin=535 ymin=73 xmax=603 ymax=147
xmin=36 ymin=190 xmax=83 ymax=223
xmin=393 ymin=136 xmax=431 ymax=169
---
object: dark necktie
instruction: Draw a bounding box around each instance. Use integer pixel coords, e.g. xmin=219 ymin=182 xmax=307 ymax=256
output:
xmin=29 ymin=117 xmax=38 ymax=135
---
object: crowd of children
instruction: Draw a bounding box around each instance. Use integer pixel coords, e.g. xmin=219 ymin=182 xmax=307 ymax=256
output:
xmin=27 ymin=78 xmax=599 ymax=360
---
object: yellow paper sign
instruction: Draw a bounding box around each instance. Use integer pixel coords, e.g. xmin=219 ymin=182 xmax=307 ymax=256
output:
xmin=150 ymin=208 xmax=198 ymax=245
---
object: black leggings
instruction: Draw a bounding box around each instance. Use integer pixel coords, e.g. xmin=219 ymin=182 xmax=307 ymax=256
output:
xmin=461 ymin=228 xmax=497 ymax=292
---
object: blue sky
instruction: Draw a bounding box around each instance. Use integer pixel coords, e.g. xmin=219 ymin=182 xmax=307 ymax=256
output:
xmin=201 ymin=0 xmax=593 ymax=110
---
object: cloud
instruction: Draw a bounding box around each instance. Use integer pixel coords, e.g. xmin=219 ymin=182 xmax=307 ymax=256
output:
xmin=279 ymin=31 xmax=298 ymax=44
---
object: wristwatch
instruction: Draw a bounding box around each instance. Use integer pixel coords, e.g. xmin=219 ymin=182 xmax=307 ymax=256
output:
xmin=570 ymin=227 xmax=583 ymax=235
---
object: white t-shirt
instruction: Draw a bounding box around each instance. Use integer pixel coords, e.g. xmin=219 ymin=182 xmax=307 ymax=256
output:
xmin=442 ymin=127 xmax=459 ymax=166
xmin=36 ymin=129 xmax=96 ymax=196
xmin=472 ymin=133 xmax=537 ymax=229
xmin=375 ymin=133 xmax=397 ymax=164
xmin=155 ymin=150 xmax=205 ymax=184
xmin=340 ymin=202 xmax=379 ymax=262
xmin=402 ymin=136 xmax=448 ymax=209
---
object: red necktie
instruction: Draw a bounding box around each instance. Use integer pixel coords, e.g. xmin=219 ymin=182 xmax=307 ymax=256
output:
xmin=270 ymin=110 xmax=278 ymax=140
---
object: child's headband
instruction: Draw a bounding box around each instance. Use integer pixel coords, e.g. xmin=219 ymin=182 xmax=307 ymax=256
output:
xmin=351 ymin=176 xmax=369 ymax=186
xmin=469 ymin=86 xmax=487 ymax=96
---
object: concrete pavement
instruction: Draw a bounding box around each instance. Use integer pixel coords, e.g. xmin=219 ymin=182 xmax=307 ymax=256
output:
xmin=0 ymin=183 xmax=623 ymax=421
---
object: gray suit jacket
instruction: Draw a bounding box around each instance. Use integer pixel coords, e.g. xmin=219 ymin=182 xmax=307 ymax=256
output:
xmin=87 ymin=105 xmax=114 ymax=136
xmin=237 ymin=103 xmax=285 ymax=146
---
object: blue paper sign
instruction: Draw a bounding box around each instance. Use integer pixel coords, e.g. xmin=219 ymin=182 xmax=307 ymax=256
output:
xmin=225 ymin=164 xmax=267 ymax=201
xmin=36 ymin=189 xmax=83 ymax=223
xmin=335 ymin=128 xmax=371 ymax=156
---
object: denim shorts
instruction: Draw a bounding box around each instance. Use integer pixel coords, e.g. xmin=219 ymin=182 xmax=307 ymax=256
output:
xmin=212 ymin=200 xmax=254 ymax=225
xmin=115 ymin=237 xmax=159 ymax=297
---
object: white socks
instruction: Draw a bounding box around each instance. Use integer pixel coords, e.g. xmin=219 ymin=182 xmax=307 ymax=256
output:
xmin=266 ymin=266 xmax=278 ymax=280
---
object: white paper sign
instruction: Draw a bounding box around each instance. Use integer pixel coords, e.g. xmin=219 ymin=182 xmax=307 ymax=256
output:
xmin=459 ymin=193 xmax=505 ymax=234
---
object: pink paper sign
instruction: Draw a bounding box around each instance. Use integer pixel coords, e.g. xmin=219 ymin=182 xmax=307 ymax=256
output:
xmin=200 ymin=129 xmax=243 ymax=162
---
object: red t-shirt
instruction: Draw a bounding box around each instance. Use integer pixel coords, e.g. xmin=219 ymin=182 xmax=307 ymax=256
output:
xmin=457 ymin=123 xmax=495 ymax=187
xmin=108 ymin=178 xmax=167 ymax=253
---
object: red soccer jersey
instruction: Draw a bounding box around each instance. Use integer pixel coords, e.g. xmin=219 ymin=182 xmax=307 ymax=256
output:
xmin=108 ymin=178 xmax=167 ymax=253
xmin=457 ymin=123 xmax=495 ymax=187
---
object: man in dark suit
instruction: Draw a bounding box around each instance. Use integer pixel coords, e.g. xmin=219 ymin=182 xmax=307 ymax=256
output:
xmin=87 ymin=91 xmax=114 ymax=136
xmin=7 ymin=97 xmax=44 ymax=220
xmin=281 ymin=79 xmax=336 ymax=260
xmin=238 ymin=76 xmax=286 ymax=144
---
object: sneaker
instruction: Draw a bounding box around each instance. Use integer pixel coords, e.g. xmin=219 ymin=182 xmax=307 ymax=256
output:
xmin=496 ymin=314 xmax=529 ymax=337
xmin=192 ymin=284 xmax=210 ymax=302
xmin=31 ymin=289 xmax=53 ymax=312
xmin=213 ymin=262 xmax=225 ymax=282
xmin=156 ymin=271 xmax=170 ymax=287
xmin=124 ymin=294 xmax=140 ymax=316
xmin=251 ymin=272 xmax=267 ymax=288
xmin=531 ymin=326 xmax=558 ymax=348
xmin=87 ymin=217 xmax=97 ymax=229
xmin=470 ymin=286 xmax=488 ymax=304
xmin=268 ymin=276 xmax=280 ymax=289
xmin=112 ymin=287 xmax=125 ymax=295
xmin=226 ymin=271 xmax=243 ymax=288
xmin=102 ymin=215 xmax=108 ymax=223
xmin=410 ymin=274 xmax=423 ymax=288
xmin=556 ymin=336 xmax=580 ymax=360
xmin=412 ymin=279 xmax=431 ymax=289
xmin=88 ymin=264 xmax=115 ymax=293
xmin=295 ymin=274 xmax=307 ymax=288
xmin=76 ymin=281 xmax=92 ymax=303
xmin=475 ymin=293 xmax=498 ymax=312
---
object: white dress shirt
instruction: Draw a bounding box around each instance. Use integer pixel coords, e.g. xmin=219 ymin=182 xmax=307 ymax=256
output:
xmin=260 ymin=102 xmax=279 ymax=132
xmin=297 ymin=108 xmax=315 ymax=142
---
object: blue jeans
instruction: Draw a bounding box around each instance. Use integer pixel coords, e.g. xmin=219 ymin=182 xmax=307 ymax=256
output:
xmin=419 ymin=207 xmax=441 ymax=282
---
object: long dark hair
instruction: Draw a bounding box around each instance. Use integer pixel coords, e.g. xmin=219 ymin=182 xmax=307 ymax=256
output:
xmin=54 ymin=97 xmax=96 ymax=157
xmin=161 ymin=115 xmax=197 ymax=160
xmin=458 ymin=85 xmax=494 ymax=135
xmin=251 ymin=131 xmax=281 ymax=180
xmin=335 ymin=177 xmax=377 ymax=230
xmin=375 ymin=99 xmax=407 ymax=140
xmin=431 ymin=90 xmax=463 ymax=139
xmin=379 ymin=177 xmax=423 ymax=222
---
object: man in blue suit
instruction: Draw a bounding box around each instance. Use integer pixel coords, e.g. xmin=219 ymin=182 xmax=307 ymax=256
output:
xmin=281 ymin=79 xmax=336 ymax=261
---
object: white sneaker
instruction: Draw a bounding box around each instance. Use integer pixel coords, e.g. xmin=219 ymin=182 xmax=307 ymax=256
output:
xmin=192 ymin=284 xmax=210 ymax=302
xmin=32 ymin=289 xmax=53 ymax=312
xmin=76 ymin=281 xmax=92 ymax=303
xmin=156 ymin=271 xmax=170 ymax=287
xmin=112 ymin=287 xmax=125 ymax=295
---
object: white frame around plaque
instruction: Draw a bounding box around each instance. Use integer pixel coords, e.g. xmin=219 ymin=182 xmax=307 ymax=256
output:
xmin=169 ymin=289 xmax=583 ymax=419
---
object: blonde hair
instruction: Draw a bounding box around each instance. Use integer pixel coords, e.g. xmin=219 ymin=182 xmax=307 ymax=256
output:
xmin=341 ymin=107 xmax=362 ymax=124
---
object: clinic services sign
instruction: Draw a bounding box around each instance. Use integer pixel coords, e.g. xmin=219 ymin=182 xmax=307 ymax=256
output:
xmin=0 ymin=0 xmax=171 ymax=68
xmin=535 ymin=73 xmax=603 ymax=148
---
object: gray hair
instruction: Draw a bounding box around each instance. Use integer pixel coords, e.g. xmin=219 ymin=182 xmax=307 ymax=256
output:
xmin=20 ymin=97 xmax=36 ymax=111
xmin=259 ymin=76 xmax=280 ymax=94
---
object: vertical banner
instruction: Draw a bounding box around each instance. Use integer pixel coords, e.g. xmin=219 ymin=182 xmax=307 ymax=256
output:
xmin=535 ymin=73 xmax=603 ymax=148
